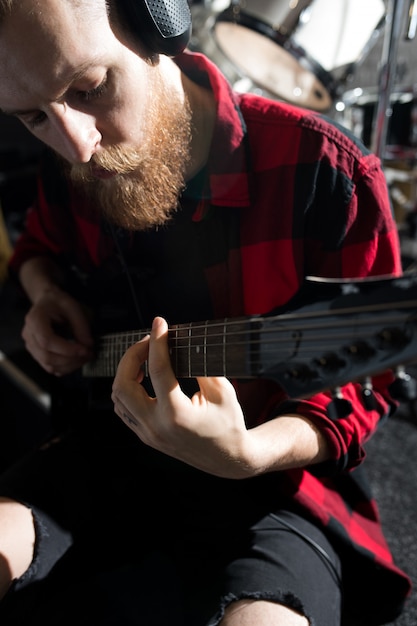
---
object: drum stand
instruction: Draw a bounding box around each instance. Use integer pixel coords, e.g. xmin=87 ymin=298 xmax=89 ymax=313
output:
xmin=372 ymin=0 xmax=417 ymax=158
xmin=371 ymin=0 xmax=417 ymax=272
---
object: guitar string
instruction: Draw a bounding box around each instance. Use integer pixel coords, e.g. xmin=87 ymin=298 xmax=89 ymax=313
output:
xmin=94 ymin=299 xmax=417 ymax=345
xmin=84 ymin=303 xmax=417 ymax=376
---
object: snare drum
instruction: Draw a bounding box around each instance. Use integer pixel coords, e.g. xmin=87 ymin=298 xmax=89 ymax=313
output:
xmin=197 ymin=0 xmax=386 ymax=111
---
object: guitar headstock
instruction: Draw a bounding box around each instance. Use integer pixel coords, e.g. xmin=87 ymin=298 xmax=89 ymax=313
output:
xmin=257 ymin=273 xmax=417 ymax=399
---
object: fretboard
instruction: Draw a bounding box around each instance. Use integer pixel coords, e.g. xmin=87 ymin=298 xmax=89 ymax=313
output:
xmin=82 ymin=317 xmax=257 ymax=379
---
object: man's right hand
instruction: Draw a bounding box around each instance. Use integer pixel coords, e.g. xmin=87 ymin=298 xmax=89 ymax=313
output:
xmin=21 ymin=286 xmax=94 ymax=376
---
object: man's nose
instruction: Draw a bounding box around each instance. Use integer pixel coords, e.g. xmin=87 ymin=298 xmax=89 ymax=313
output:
xmin=50 ymin=105 xmax=101 ymax=163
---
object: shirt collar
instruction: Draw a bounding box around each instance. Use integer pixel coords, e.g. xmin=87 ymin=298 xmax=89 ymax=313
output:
xmin=175 ymin=51 xmax=251 ymax=208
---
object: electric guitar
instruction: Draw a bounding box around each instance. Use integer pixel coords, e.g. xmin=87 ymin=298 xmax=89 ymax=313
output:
xmin=82 ymin=273 xmax=417 ymax=400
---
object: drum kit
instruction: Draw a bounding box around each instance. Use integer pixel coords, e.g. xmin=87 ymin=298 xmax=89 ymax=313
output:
xmin=188 ymin=0 xmax=417 ymax=266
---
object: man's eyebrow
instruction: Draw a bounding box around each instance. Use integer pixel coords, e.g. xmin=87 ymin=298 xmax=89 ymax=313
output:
xmin=1 ymin=60 xmax=103 ymax=116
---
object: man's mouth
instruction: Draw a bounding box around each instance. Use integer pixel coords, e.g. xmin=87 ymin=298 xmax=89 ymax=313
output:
xmin=90 ymin=166 xmax=118 ymax=180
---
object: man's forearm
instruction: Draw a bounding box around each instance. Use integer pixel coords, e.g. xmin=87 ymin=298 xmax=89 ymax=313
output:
xmin=18 ymin=256 xmax=67 ymax=304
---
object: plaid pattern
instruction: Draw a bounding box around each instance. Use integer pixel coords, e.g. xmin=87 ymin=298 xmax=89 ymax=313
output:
xmin=10 ymin=51 xmax=411 ymax=621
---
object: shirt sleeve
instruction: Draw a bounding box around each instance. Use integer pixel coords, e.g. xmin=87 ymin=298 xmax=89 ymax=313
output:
xmin=9 ymin=151 xmax=113 ymax=278
xmin=278 ymin=148 xmax=402 ymax=473
xmin=242 ymin=113 xmax=404 ymax=473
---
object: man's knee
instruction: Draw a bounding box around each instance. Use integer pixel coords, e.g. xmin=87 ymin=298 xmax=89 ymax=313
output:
xmin=0 ymin=497 xmax=35 ymax=599
xmin=220 ymin=598 xmax=309 ymax=626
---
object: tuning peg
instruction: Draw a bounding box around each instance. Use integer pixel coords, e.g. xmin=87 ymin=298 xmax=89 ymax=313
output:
xmin=388 ymin=366 xmax=417 ymax=401
xmin=327 ymin=387 xmax=353 ymax=420
xmin=361 ymin=377 xmax=377 ymax=410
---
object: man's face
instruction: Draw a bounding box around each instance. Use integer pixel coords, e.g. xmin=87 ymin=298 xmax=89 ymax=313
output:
xmin=0 ymin=0 xmax=192 ymax=229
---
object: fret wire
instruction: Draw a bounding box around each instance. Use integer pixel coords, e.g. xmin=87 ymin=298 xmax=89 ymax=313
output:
xmin=222 ymin=320 xmax=227 ymax=376
xmin=188 ymin=324 xmax=192 ymax=377
xmin=204 ymin=320 xmax=207 ymax=377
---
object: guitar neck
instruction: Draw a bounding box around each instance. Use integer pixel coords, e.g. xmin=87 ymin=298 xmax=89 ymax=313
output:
xmin=83 ymin=317 xmax=256 ymax=379
xmin=82 ymin=274 xmax=417 ymax=399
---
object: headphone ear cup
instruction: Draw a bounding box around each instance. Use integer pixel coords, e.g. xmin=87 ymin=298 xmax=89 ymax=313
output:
xmin=116 ymin=0 xmax=192 ymax=56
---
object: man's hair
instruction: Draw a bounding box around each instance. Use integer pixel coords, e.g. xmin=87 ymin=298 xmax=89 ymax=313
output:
xmin=0 ymin=0 xmax=13 ymax=22
xmin=0 ymin=0 xmax=153 ymax=62
xmin=0 ymin=1 xmax=112 ymax=25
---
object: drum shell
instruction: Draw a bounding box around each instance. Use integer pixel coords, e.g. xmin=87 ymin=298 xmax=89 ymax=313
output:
xmin=194 ymin=0 xmax=386 ymax=112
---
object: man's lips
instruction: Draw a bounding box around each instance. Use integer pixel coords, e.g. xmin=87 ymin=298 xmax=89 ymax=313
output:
xmin=90 ymin=166 xmax=117 ymax=180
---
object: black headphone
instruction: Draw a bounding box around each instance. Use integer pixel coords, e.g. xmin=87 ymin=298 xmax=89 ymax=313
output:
xmin=116 ymin=0 xmax=192 ymax=56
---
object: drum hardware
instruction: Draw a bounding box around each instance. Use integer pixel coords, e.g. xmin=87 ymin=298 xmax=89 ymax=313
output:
xmin=391 ymin=185 xmax=412 ymax=210
xmin=384 ymin=160 xmax=417 ymax=230
xmin=406 ymin=0 xmax=417 ymax=39
xmin=384 ymin=160 xmax=417 ymax=266
xmin=190 ymin=0 xmax=386 ymax=112
xmin=372 ymin=0 xmax=417 ymax=158
xmin=385 ymin=166 xmax=417 ymax=184
xmin=390 ymin=183 xmax=415 ymax=224
xmin=338 ymin=85 xmax=417 ymax=159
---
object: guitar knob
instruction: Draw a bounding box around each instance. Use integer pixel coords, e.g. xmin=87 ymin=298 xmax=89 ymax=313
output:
xmin=361 ymin=377 xmax=377 ymax=410
xmin=327 ymin=387 xmax=353 ymax=420
xmin=388 ymin=366 xmax=417 ymax=401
